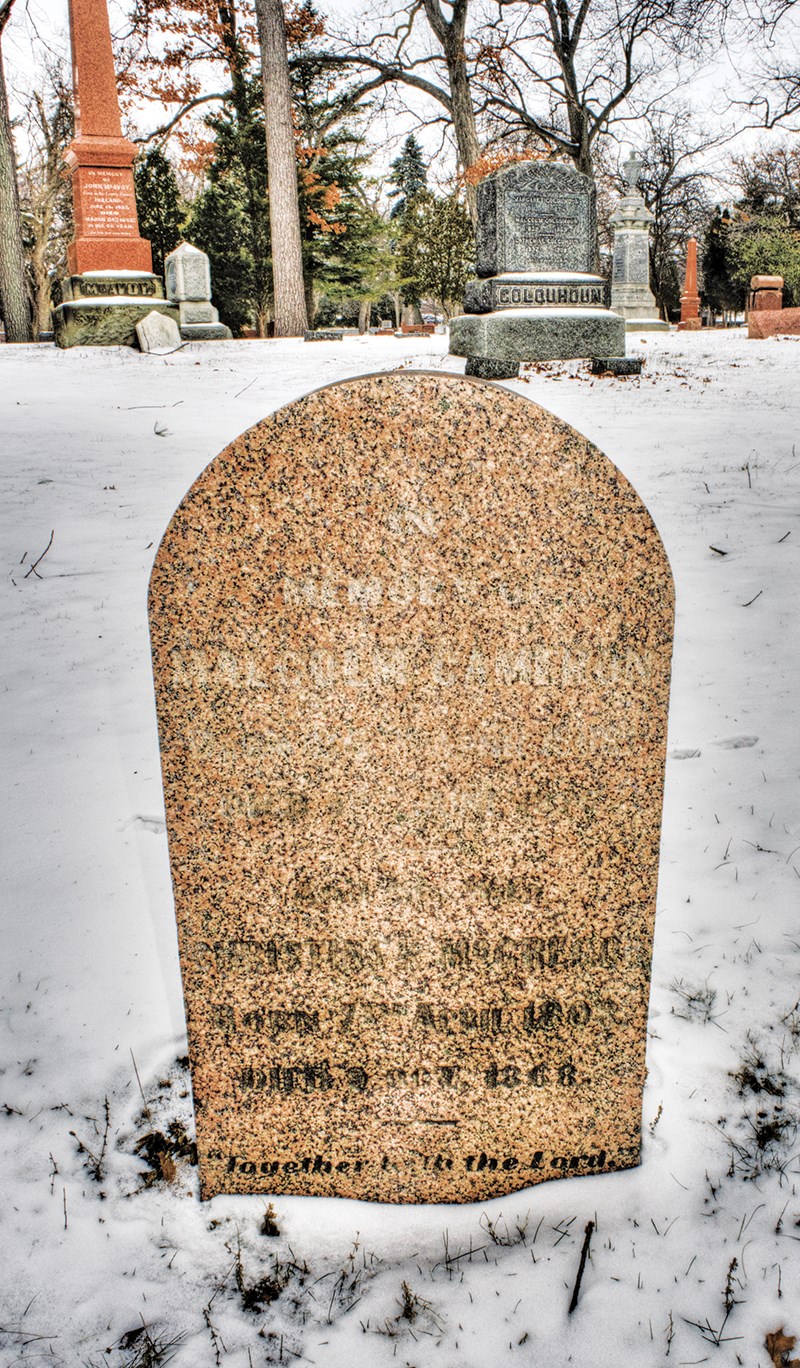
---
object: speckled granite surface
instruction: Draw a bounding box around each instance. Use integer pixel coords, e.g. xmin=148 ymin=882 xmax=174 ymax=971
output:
xmin=149 ymin=372 xmax=674 ymax=1203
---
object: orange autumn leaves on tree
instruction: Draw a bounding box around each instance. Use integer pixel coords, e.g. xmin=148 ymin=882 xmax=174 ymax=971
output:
xmin=119 ymin=0 xmax=257 ymax=111
xmin=461 ymin=147 xmax=550 ymax=187
xmin=122 ymin=0 xmax=348 ymax=233
xmin=297 ymin=144 xmax=346 ymax=235
xmin=284 ymin=1 xmax=324 ymax=46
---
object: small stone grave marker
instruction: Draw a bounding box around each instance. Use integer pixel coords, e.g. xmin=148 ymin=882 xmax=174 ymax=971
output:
xmin=149 ymin=373 xmax=674 ymax=1202
xmin=136 ymin=310 xmax=182 ymax=352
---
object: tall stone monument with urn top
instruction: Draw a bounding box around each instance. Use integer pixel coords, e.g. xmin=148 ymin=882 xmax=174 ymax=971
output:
xmin=53 ymin=0 xmax=178 ymax=347
xmin=610 ymin=155 xmax=668 ymax=332
xmin=449 ymin=161 xmax=626 ymax=378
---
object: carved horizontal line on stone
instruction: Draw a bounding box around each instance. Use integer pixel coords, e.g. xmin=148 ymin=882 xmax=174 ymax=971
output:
xmin=58 ymin=297 xmax=166 ymax=309
xmin=490 ymin=308 xmax=617 ymax=320
xmin=493 ymin=272 xmax=604 ymax=282
xmin=81 ymin=269 xmax=155 ymax=277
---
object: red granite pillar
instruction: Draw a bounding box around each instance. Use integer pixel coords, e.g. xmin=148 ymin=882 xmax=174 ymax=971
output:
xmin=748 ymin=275 xmax=784 ymax=313
xmin=65 ymin=0 xmax=151 ymax=274
xmin=678 ymin=237 xmax=701 ymax=331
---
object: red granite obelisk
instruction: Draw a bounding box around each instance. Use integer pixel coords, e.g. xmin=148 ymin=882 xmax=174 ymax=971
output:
xmin=678 ymin=236 xmax=701 ymax=331
xmin=65 ymin=0 xmax=151 ymax=273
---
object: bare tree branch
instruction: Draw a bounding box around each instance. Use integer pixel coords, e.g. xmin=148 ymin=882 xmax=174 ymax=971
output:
xmin=132 ymin=92 xmax=229 ymax=145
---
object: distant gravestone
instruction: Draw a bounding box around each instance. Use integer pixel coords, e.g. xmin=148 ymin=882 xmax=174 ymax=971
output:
xmin=149 ymin=372 xmax=674 ymax=1203
xmin=164 ymin=242 xmax=232 ymax=341
xmin=450 ymin=162 xmax=625 ymax=376
xmin=165 ymin=241 xmax=212 ymax=301
xmin=474 ymin=161 xmax=596 ymax=277
xmin=610 ymin=155 xmax=668 ymax=332
xmin=136 ymin=309 xmax=182 ymax=352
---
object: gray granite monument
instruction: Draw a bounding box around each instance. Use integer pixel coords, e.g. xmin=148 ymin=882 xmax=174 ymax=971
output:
xmin=449 ymin=161 xmax=625 ymax=378
xmin=164 ymin=242 xmax=232 ymax=341
xmin=610 ymin=156 xmax=668 ymax=332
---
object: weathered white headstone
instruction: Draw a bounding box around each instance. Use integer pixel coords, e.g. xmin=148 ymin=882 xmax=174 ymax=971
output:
xmin=165 ymin=242 xmax=212 ymax=302
xmin=135 ymin=309 xmax=182 ymax=352
xmin=163 ymin=242 xmax=232 ymax=340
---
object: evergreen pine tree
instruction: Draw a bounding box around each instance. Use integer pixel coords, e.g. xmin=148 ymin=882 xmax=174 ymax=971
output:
xmin=185 ymin=170 xmax=256 ymax=335
xmin=701 ymin=207 xmax=741 ymax=321
xmin=728 ymin=214 xmax=800 ymax=306
xmin=387 ymin=134 xmax=428 ymax=221
xmin=398 ymin=191 xmax=474 ymax=317
xmin=133 ymin=149 xmax=185 ymax=276
xmin=181 ymin=3 xmax=389 ymax=331
xmin=192 ymin=84 xmax=273 ymax=333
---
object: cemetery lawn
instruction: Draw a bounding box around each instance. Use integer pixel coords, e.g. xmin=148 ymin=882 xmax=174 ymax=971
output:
xmin=1 ymin=329 xmax=798 ymax=1368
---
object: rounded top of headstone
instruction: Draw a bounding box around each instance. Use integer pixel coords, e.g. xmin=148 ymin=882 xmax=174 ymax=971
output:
xmin=482 ymin=158 xmax=591 ymax=191
xmin=750 ymin=274 xmax=784 ymax=290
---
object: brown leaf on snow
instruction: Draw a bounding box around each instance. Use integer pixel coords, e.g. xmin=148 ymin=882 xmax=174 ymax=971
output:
xmin=766 ymin=1327 xmax=800 ymax=1367
xmin=158 ymin=1152 xmax=177 ymax=1184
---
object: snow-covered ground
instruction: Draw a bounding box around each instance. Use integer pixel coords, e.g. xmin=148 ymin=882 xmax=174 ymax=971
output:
xmin=1 ymin=329 xmax=798 ymax=1368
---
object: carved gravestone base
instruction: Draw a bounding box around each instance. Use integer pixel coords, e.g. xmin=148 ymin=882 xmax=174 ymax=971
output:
xmin=149 ymin=373 xmax=674 ymax=1202
xmin=53 ymin=272 xmax=178 ymax=348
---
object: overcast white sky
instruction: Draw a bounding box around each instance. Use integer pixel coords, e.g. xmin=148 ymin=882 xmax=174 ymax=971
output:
xmin=4 ymin=0 xmax=794 ymax=195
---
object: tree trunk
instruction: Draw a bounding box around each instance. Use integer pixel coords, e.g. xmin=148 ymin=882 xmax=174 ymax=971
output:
xmin=447 ymin=53 xmax=480 ymax=225
xmin=423 ymin=0 xmax=481 ymax=227
xmin=0 ymin=40 xmax=32 ymax=342
xmin=358 ymin=298 xmax=370 ymax=333
xmin=31 ymin=232 xmax=51 ymax=335
xmin=254 ymin=0 xmax=308 ymax=337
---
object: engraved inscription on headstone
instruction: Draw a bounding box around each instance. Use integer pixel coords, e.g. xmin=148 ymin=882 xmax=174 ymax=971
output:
xmin=72 ymin=277 xmax=159 ymax=299
xmin=629 ymin=235 xmax=649 ymax=277
xmin=502 ymin=193 xmax=584 ymax=273
xmin=80 ymin=169 xmax=140 ymax=235
xmin=183 ymin=255 xmax=209 ymax=299
xmin=149 ymin=372 xmax=674 ymax=1203
xmin=477 ymin=164 xmax=595 ymax=277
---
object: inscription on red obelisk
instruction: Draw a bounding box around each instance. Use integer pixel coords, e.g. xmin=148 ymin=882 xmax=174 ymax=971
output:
xmin=65 ymin=0 xmax=152 ymax=273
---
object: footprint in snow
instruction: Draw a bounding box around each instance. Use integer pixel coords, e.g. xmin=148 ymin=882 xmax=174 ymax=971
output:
xmin=669 ymin=735 xmax=758 ymax=760
xmin=126 ymin=814 xmax=167 ymax=834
